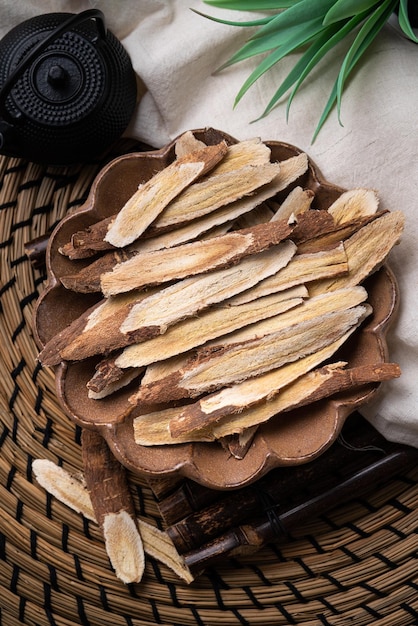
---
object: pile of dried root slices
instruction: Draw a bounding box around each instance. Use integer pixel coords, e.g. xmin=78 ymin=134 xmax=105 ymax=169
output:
xmin=38 ymin=131 xmax=404 ymax=459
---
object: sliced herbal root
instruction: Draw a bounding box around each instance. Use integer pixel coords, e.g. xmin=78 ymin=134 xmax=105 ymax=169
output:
xmin=38 ymin=289 xmax=153 ymax=367
xmin=132 ymin=328 xmax=360 ymax=446
xmin=44 ymin=243 xmax=295 ymax=365
xmin=270 ymin=186 xmax=314 ymax=222
xmin=88 ymin=286 xmax=302 ymax=395
xmin=230 ymin=242 xmax=348 ymax=305
xmin=32 ymin=458 xmax=194 ymax=583
xmin=142 ymin=286 xmax=368 ymax=388
xmin=118 ymin=243 xmax=295 ymax=339
xmin=208 ymin=361 xmax=401 ymax=440
xmin=105 ymin=141 xmax=228 ymax=248
xmin=147 ymin=152 xmax=308 ymax=234
xmin=81 ymin=429 xmax=145 ymax=583
xmin=144 ymin=162 xmax=282 ymax=232
xmin=309 ymin=210 xmax=405 ymax=295
xmin=327 ymin=188 xmax=379 ymax=225
xmin=101 ymin=220 xmax=297 ymax=297
xmin=163 ymin=312 xmax=363 ymax=438
xmin=133 ymin=303 xmax=371 ymax=407
xmin=133 ymin=359 xmax=400 ymax=447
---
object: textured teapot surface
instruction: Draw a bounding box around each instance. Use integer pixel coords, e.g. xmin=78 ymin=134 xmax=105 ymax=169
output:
xmin=0 ymin=10 xmax=137 ymax=164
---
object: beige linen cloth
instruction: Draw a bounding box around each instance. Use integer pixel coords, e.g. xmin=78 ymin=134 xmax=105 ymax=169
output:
xmin=1 ymin=0 xmax=417 ymax=446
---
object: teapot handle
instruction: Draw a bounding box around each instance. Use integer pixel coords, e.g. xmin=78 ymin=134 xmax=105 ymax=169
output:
xmin=0 ymin=9 xmax=106 ymax=124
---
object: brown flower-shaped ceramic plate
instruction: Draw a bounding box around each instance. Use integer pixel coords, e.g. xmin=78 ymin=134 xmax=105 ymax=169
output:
xmin=34 ymin=128 xmax=398 ymax=490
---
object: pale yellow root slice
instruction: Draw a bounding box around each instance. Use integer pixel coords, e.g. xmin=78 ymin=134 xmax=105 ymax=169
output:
xmin=116 ymin=282 xmax=302 ymax=370
xmin=32 ymin=459 xmax=194 ymax=583
xmin=149 ymin=152 xmax=308 ymax=233
xmin=32 ymin=459 xmax=95 ymax=520
xmin=102 ymin=510 xmax=145 ymax=584
xmin=127 ymin=214 xmax=233 ymax=254
xmin=101 ymin=220 xmax=296 ymax=297
xmin=87 ymin=289 xmax=303 ymax=396
xmin=119 ymin=243 xmax=294 ymax=337
xmin=133 ymin=357 xmax=399 ymax=447
xmin=327 ymin=188 xmax=379 ymax=225
xmin=210 ymin=361 xmax=401 ymax=439
xmin=174 ymin=130 xmax=206 ymax=157
xmin=146 ymin=162 xmax=282 ymax=232
xmin=208 ymin=137 xmax=272 ymax=175
xmin=49 ymin=244 xmax=294 ymax=365
xmin=229 ymin=242 xmax=348 ymax=305
xmin=270 ymin=186 xmax=314 ymax=222
xmin=142 ymin=285 xmax=368 ymax=387
xmin=133 ymin=303 xmax=371 ymax=407
xmin=105 ymin=141 xmax=228 ymax=248
xmin=166 ymin=310 xmax=370 ymax=437
xmin=133 ymin=328 xmax=360 ymax=445
xmin=309 ymin=210 xmax=404 ymax=295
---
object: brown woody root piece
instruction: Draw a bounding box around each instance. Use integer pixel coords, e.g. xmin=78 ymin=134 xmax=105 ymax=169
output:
xmin=117 ymin=243 xmax=295 ymax=339
xmin=132 ymin=302 xmax=371 ymax=407
xmin=45 ymin=243 xmax=295 ymax=365
xmin=61 ymin=219 xmax=235 ymax=294
xmin=295 ymin=210 xmax=388 ymax=254
xmin=105 ymin=141 xmax=229 ymax=248
xmin=133 ymin=359 xmax=399 ymax=446
xmin=100 ymin=220 xmax=297 ymax=297
xmin=327 ymin=188 xmax=379 ymax=225
xmin=32 ymin=458 xmax=194 ymax=583
xmin=59 ymin=140 xmax=227 ymax=259
xmin=60 ymin=215 xmax=114 ymax=259
xmin=87 ymin=285 xmax=303 ymax=394
xmin=229 ymin=242 xmax=348 ymax=305
xmin=142 ymin=285 xmax=368 ymax=387
xmin=38 ymin=289 xmax=151 ymax=366
xmin=209 ymin=361 xmax=401 ymax=440
xmin=132 ymin=329 xmax=359 ymax=445
xmin=87 ymin=366 xmax=143 ymax=399
xmin=61 ymin=249 xmax=132 ymax=293
xmin=220 ymin=426 xmax=260 ymax=459
xmin=309 ymin=210 xmax=405 ymax=295
xmin=81 ymin=429 xmax=145 ymax=583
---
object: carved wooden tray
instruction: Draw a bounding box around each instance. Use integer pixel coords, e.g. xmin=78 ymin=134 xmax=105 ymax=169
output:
xmin=34 ymin=128 xmax=398 ymax=489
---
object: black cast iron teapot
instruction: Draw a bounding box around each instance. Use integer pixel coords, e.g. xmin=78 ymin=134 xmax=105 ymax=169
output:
xmin=0 ymin=9 xmax=137 ymax=164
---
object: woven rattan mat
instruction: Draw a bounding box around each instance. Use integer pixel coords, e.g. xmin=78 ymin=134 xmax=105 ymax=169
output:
xmin=1 ymin=142 xmax=418 ymax=626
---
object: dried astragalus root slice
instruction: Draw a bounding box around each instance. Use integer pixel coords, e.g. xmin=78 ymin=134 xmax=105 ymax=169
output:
xmin=32 ymin=458 xmax=194 ymax=583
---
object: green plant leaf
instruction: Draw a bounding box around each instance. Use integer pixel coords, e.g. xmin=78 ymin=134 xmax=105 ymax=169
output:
xmin=254 ymin=23 xmax=344 ymax=119
xmin=335 ymin=0 xmax=398 ymax=119
xmin=234 ymin=17 xmax=326 ymax=104
xmin=249 ymin=0 xmax=337 ymax=40
xmin=215 ymin=26 xmax=296 ymax=69
xmin=312 ymin=0 xmax=397 ymax=141
xmin=323 ymin=0 xmax=381 ymax=25
xmin=217 ymin=15 xmax=325 ymax=69
xmin=258 ymin=11 xmax=368 ymax=120
xmin=398 ymin=0 xmax=418 ymax=42
xmin=204 ymin=1 xmax=297 ymax=9
xmin=191 ymin=8 xmax=273 ymax=27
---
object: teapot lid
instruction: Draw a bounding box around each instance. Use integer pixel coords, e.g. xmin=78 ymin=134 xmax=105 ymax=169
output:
xmin=0 ymin=11 xmax=107 ymax=126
